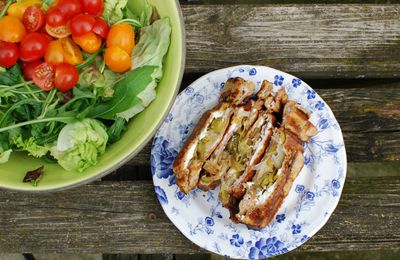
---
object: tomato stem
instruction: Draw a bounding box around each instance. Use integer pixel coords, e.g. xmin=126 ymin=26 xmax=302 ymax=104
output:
xmin=0 ymin=0 xmax=14 ymax=19
xmin=76 ymin=47 xmax=104 ymax=70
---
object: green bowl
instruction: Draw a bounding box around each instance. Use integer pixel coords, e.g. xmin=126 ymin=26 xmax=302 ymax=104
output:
xmin=0 ymin=0 xmax=185 ymax=192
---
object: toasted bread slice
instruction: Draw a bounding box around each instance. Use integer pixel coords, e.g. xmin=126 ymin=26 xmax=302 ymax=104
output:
xmin=281 ymin=100 xmax=318 ymax=142
xmin=236 ymin=130 xmax=304 ymax=229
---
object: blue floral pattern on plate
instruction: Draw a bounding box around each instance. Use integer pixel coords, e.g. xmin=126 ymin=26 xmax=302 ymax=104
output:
xmin=151 ymin=65 xmax=347 ymax=259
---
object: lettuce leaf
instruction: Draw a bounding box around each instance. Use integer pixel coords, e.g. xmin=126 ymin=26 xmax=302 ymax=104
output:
xmin=102 ymin=0 xmax=128 ymax=25
xmin=51 ymin=119 xmax=108 ymax=172
xmin=13 ymin=136 xmax=49 ymax=158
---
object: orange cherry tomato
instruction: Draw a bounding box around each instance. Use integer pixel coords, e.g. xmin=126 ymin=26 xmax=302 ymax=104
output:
xmin=45 ymin=40 xmax=64 ymax=65
xmin=0 ymin=16 xmax=27 ymax=43
xmin=104 ymin=46 xmax=131 ymax=73
xmin=59 ymin=37 xmax=83 ymax=65
xmin=72 ymin=32 xmax=101 ymax=54
xmin=7 ymin=0 xmax=42 ymax=20
xmin=45 ymin=23 xmax=71 ymax=39
xmin=106 ymin=23 xmax=135 ymax=55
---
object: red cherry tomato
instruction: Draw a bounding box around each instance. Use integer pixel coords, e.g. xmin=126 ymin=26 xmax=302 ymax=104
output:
xmin=58 ymin=0 xmax=82 ymax=18
xmin=92 ymin=17 xmax=109 ymax=38
xmin=0 ymin=41 xmax=19 ymax=68
xmin=23 ymin=60 xmax=44 ymax=80
xmin=32 ymin=62 xmax=55 ymax=91
xmin=81 ymin=0 xmax=103 ymax=16
xmin=46 ymin=7 xmax=67 ymax=27
xmin=54 ymin=63 xmax=79 ymax=92
xmin=70 ymin=14 xmax=96 ymax=37
xmin=22 ymin=6 xmax=45 ymax=33
xmin=19 ymin=32 xmax=49 ymax=62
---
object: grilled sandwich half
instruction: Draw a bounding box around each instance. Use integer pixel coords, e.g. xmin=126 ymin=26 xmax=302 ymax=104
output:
xmin=173 ymin=78 xmax=256 ymax=194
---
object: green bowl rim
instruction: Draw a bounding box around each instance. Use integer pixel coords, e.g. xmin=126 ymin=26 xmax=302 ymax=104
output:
xmin=2 ymin=0 xmax=186 ymax=193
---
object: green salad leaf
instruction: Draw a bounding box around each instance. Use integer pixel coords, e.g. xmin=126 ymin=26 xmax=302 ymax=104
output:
xmin=13 ymin=136 xmax=50 ymax=158
xmin=0 ymin=149 xmax=11 ymax=164
xmin=0 ymin=64 xmax=22 ymax=85
xmin=89 ymin=65 xmax=157 ymax=119
xmin=51 ymin=119 xmax=108 ymax=172
xmin=79 ymin=66 xmax=122 ymax=98
xmin=102 ymin=0 xmax=128 ymax=25
xmin=107 ymin=117 xmax=126 ymax=144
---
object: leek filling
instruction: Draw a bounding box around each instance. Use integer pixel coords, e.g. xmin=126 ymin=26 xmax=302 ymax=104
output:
xmin=238 ymin=130 xmax=286 ymax=214
xmin=195 ymin=116 xmax=229 ymax=161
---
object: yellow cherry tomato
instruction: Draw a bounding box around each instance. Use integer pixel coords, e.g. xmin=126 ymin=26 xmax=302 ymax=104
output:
xmin=106 ymin=23 xmax=135 ymax=55
xmin=73 ymin=32 xmax=102 ymax=54
xmin=59 ymin=37 xmax=83 ymax=65
xmin=104 ymin=46 xmax=131 ymax=73
xmin=45 ymin=40 xmax=64 ymax=65
xmin=7 ymin=0 xmax=42 ymax=20
xmin=0 ymin=16 xmax=26 ymax=42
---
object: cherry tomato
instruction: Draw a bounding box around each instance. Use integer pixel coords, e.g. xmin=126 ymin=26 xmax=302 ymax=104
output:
xmin=45 ymin=23 xmax=71 ymax=38
xmin=58 ymin=0 xmax=82 ymax=18
xmin=0 ymin=41 xmax=19 ymax=68
xmin=20 ymin=32 xmax=49 ymax=62
xmin=7 ymin=0 xmax=42 ymax=20
xmin=104 ymin=46 xmax=131 ymax=73
xmin=46 ymin=7 xmax=67 ymax=27
xmin=73 ymin=32 xmax=101 ymax=54
xmin=0 ymin=16 xmax=27 ymax=43
xmin=106 ymin=23 xmax=135 ymax=55
xmin=70 ymin=14 xmax=95 ymax=37
xmin=32 ymin=62 xmax=55 ymax=91
xmin=59 ymin=37 xmax=83 ymax=65
xmin=54 ymin=63 xmax=79 ymax=92
xmin=45 ymin=40 xmax=64 ymax=65
xmin=23 ymin=60 xmax=44 ymax=80
xmin=81 ymin=0 xmax=103 ymax=16
xmin=92 ymin=17 xmax=109 ymax=38
xmin=23 ymin=6 xmax=45 ymax=32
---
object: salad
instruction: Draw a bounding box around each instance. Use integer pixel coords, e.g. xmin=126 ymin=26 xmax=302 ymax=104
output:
xmin=0 ymin=0 xmax=171 ymax=182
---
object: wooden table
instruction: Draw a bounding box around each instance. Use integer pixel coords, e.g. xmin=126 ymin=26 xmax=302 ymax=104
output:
xmin=1 ymin=1 xmax=399 ymax=259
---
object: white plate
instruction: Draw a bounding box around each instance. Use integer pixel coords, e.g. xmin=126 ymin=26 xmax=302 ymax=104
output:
xmin=151 ymin=65 xmax=346 ymax=259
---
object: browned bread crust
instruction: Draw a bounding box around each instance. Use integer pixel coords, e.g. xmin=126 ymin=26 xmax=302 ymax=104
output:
xmin=282 ymin=100 xmax=318 ymax=142
xmin=220 ymin=77 xmax=256 ymax=105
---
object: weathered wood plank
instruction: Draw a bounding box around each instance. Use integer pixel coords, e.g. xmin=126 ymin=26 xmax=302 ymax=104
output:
xmin=125 ymin=85 xmax=400 ymax=166
xmin=181 ymin=5 xmax=400 ymax=78
xmin=0 ymin=163 xmax=398 ymax=253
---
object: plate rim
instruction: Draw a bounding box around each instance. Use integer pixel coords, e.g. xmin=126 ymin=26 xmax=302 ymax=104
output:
xmin=151 ymin=64 xmax=347 ymax=259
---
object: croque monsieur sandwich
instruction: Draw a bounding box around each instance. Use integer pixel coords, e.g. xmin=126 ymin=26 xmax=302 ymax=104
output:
xmin=172 ymin=77 xmax=317 ymax=228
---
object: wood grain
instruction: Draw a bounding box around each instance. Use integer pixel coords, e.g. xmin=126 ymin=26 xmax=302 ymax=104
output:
xmin=181 ymin=4 xmax=400 ymax=78
xmin=0 ymin=166 xmax=398 ymax=253
xmin=125 ymin=85 xmax=400 ymax=166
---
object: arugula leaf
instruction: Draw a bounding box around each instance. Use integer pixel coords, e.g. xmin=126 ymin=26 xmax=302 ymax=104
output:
xmin=0 ymin=64 xmax=22 ymax=85
xmin=102 ymin=0 xmax=128 ymax=24
xmin=106 ymin=117 xmax=126 ymax=144
xmin=89 ymin=66 xmax=157 ymax=119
